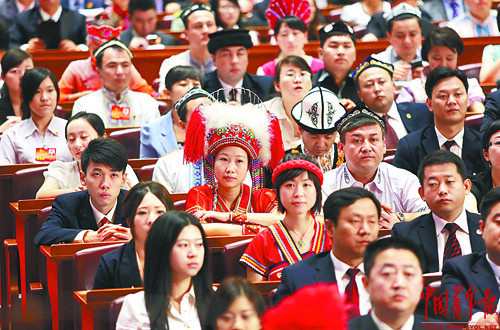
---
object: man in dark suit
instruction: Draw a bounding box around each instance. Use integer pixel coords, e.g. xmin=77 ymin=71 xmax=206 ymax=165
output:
xmin=480 ymin=89 xmax=500 ymax=133
xmin=393 ymin=67 xmax=485 ymax=176
xmin=354 ymin=55 xmax=433 ymax=149
xmin=273 ymin=187 xmax=380 ymax=322
xmin=202 ymin=29 xmax=275 ymax=104
xmin=421 ymin=0 xmax=468 ymax=21
xmin=349 ymin=237 xmax=427 ymax=329
xmin=440 ymin=187 xmax=500 ymax=326
xmin=35 ymin=138 xmax=132 ymax=246
xmin=120 ymin=0 xmax=178 ymax=49
xmin=0 ymin=0 xmax=35 ymax=26
xmin=392 ymin=150 xmax=485 ymax=273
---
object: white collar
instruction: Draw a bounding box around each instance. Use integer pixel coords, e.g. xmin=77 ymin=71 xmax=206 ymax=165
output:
xmin=39 ymin=5 xmax=63 ymax=22
xmin=434 ymin=126 xmax=465 ymax=149
xmin=386 ymin=102 xmax=400 ymax=120
xmin=218 ymin=76 xmax=243 ymax=90
xmin=486 ymin=254 xmax=500 ymax=287
xmin=432 ymin=208 xmax=469 ymax=237
xmin=330 ymin=249 xmax=365 ymax=277
xmin=15 ymin=0 xmax=35 ymax=12
xmin=371 ymin=310 xmax=415 ymax=330
xmin=89 ymin=196 xmax=118 ymax=226
xmin=342 ymin=163 xmax=384 ymax=192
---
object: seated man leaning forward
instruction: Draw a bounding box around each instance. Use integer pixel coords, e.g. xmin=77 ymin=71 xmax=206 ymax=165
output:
xmin=348 ymin=237 xmax=427 ymax=329
xmin=322 ymin=108 xmax=428 ymax=230
xmin=272 ymin=187 xmax=380 ymax=323
xmin=72 ymin=38 xmax=160 ymax=128
xmin=35 ymin=138 xmax=132 ymax=246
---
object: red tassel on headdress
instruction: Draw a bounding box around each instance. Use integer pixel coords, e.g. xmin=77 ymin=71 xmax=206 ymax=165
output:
xmin=268 ymin=112 xmax=285 ymax=169
xmin=183 ymin=106 xmax=206 ymax=164
xmin=266 ymin=0 xmax=311 ymax=30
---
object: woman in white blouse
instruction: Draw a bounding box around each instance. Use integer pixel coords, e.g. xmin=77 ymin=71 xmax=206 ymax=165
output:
xmin=36 ymin=112 xmax=139 ymax=198
xmin=0 ymin=68 xmax=72 ymax=165
xmin=116 ymin=211 xmax=213 ymax=329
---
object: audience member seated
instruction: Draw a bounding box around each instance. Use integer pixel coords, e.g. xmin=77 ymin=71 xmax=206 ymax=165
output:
xmin=340 ymin=0 xmax=391 ymax=28
xmin=288 ymin=86 xmax=346 ymax=172
xmin=60 ymin=0 xmax=106 ymax=14
xmin=0 ymin=68 xmax=72 ymax=165
xmin=446 ymin=0 xmax=498 ymax=37
xmin=363 ymin=0 xmax=434 ymax=41
xmin=354 ymin=56 xmax=433 ymax=150
xmin=184 ymin=102 xmax=283 ymax=236
xmin=469 ymin=121 xmax=500 ymax=206
xmin=153 ymin=88 xmax=218 ymax=193
xmin=0 ymin=0 xmax=35 ymax=26
xmin=440 ymin=187 xmax=500 ymax=326
xmin=394 ymin=67 xmax=486 ymax=176
xmin=158 ymin=2 xmax=217 ymax=94
xmin=58 ymin=23 xmax=155 ymax=102
xmin=202 ymin=29 xmax=275 ymax=104
xmin=273 ymin=187 xmax=380 ymax=322
xmin=93 ymin=181 xmax=174 ymax=289
xmin=322 ymin=108 xmax=428 ymax=229
xmin=72 ymin=39 xmax=160 ymax=128
xmin=397 ymin=27 xmax=485 ymax=113
xmin=392 ymin=150 xmax=485 ymax=273
xmin=36 ymin=112 xmax=138 ymax=198
xmin=241 ymin=154 xmax=332 ymax=281
xmin=211 ymin=0 xmax=259 ymax=45
xmin=34 ymin=138 xmax=132 ymax=246
xmin=421 ymin=0 xmax=468 ymax=22
xmin=372 ymin=3 xmax=424 ymax=83
xmin=479 ymin=15 xmax=500 ymax=84
xmin=312 ymin=22 xmax=360 ymax=110
xmin=481 ymin=89 xmax=500 ymax=132
xmin=0 ymin=48 xmax=33 ymax=134
xmin=9 ymin=0 xmax=87 ymax=51
xmin=140 ymin=66 xmax=202 ymax=159
xmin=348 ymin=237 xmax=427 ymax=329
xmin=100 ymin=0 xmax=130 ymax=30
xmin=264 ymin=56 xmax=313 ymax=150
xmin=120 ymin=0 xmax=178 ymax=49
xmin=205 ymin=278 xmax=264 ymax=330
xmin=257 ymin=16 xmax=323 ymax=76
xmin=116 ymin=211 xmax=213 ymax=329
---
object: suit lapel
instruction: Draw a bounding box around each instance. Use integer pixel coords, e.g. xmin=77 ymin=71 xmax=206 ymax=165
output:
xmin=462 ymin=129 xmax=483 ymax=174
xmin=241 ymin=73 xmax=252 ymax=104
xmin=79 ymin=193 xmax=99 ymax=231
xmin=397 ymin=104 xmax=413 ymax=133
xmin=418 ymin=214 xmax=440 ymax=272
xmin=120 ymin=241 xmax=142 ymax=285
xmin=59 ymin=8 xmax=72 ymax=41
xmin=313 ymin=253 xmax=337 ymax=284
xmin=422 ymin=126 xmax=440 ymax=155
xmin=466 ymin=212 xmax=486 ymax=252
xmin=472 ymin=254 xmax=500 ymax=302
xmin=114 ymin=191 xmax=127 ymax=226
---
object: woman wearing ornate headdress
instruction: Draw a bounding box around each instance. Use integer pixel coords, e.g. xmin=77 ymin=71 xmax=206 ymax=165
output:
xmin=256 ymin=0 xmax=323 ymax=76
xmin=184 ymin=101 xmax=285 ymax=236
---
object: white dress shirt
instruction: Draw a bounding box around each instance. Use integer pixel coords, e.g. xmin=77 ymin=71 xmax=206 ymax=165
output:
xmin=371 ymin=310 xmax=415 ymax=330
xmin=435 ymin=127 xmax=464 ymax=158
xmin=433 ymin=209 xmax=472 ymax=271
xmin=263 ymin=97 xmax=301 ymax=150
xmin=39 ymin=5 xmax=63 ymax=22
xmin=218 ymin=77 xmax=244 ymax=103
xmin=470 ymin=255 xmax=500 ymax=324
xmin=330 ymin=251 xmax=371 ymax=315
xmin=73 ymin=197 xmax=119 ymax=241
xmin=386 ymin=102 xmax=408 ymax=140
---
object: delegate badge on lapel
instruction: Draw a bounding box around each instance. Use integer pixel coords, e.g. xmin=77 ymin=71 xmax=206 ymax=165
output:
xmin=111 ymin=105 xmax=131 ymax=120
xmin=35 ymin=147 xmax=57 ymax=162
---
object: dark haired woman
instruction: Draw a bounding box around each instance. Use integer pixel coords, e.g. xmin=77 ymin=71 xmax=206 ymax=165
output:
xmin=93 ymin=182 xmax=174 ymax=289
xmin=36 ymin=112 xmax=139 ymax=198
xmin=0 ymin=68 xmax=72 ymax=164
xmin=206 ymin=278 xmax=264 ymax=330
xmin=241 ymin=153 xmax=332 ymax=281
xmin=257 ymin=16 xmax=323 ymax=76
xmin=0 ymin=48 xmax=33 ymax=134
xmin=210 ymin=0 xmax=260 ymax=45
xmin=116 ymin=211 xmax=213 ymax=329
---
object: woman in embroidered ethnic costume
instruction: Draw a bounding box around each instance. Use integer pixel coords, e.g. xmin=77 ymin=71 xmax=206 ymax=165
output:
xmin=184 ymin=101 xmax=285 ymax=236
xmin=240 ymin=153 xmax=332 ymax=281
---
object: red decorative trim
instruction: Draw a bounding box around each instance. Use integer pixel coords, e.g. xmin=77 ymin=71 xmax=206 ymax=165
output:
xmin=272 ymin=159 xmax=323 ymax=185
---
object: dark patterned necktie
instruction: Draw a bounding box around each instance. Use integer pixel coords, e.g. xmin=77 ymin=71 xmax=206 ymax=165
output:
xmin=229 ymin=88 xmax=237 ymax=102
xmin=444 ymin=140 xmax=455 ymax=151
xmin=443 ymin=223 xmax=462 ymax=262
xmin=383 ymin=115 xmax=398 ymax=149
xmin=345 ymin=268 xmax=360 ymax=321
xmin=450 ymin=1 xmax=459 ymax=18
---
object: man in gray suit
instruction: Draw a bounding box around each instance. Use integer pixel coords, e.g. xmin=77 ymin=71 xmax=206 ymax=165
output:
xmin=0 ymin=0 xmax=34 ymax=25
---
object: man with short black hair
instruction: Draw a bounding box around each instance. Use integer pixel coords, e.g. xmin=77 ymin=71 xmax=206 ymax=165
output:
xmin=394 ymin=66 xmax=485 ymax=176
xmin=349 ymin=237 xmax=427 ymax=329
xmin=35 ymin=138 xmax=132 ymax=246
xmin=392 ymin=150 xmax=485 ymax=273
xmin=273 ymin=187 xmax=380 ymax=322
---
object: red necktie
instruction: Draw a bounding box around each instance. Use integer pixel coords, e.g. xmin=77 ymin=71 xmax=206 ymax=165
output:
xmin=383 ymin=115 xmax=399 ymax=149
xmin=100 ymin=217 xmax=110 ymax=228
xmin=443 ymin=223 xmax=462 ymax=262
xmin=345 ymin=268 xmax=360 ymax=321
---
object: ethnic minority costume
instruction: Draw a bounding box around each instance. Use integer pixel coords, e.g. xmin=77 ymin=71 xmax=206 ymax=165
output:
xmin=288 ymin=143 xmax=344 ymax=173
xmin=240 ymin=219 xmax=332 ymax=280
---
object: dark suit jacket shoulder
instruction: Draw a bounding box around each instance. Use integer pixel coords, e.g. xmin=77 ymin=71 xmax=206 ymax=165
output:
xmin=93 ymin=240 xmax=142 ymax=289
xmin=349 ymin=313 xmax=429 ymax=329
xmin=397 ymin=102 xmax=433 ymax=134
xmin=34 ymin=189 xmax=128 ymax=247
xmin=272 ymin=250 xmax=336 ymax=305
xmin=119 ymin=28 xmax=178 ymax=47
xmin=392 ymin=211 xmax=485 ymax=273
xmin=481 ymin=89 xmax=500 ymax=133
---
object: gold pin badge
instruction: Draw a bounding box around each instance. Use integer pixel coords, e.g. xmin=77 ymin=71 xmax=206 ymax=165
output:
xmin=406 ymin=114 xmax=411 ymax=119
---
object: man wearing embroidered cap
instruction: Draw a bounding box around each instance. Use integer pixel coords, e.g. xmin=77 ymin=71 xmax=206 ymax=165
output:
xmin=202 ymin=29 xmax=275 ymax=104
xmin=72 ymin=38 xmax=160 ymax=128
xmin=353 ymin=55 xmax=433 ymax=149
xmin=322 ymin=107 xmax=429 ymax=230
xmin=288 ymin=86 xmax=347 ymax=173
xmin=312 ymin=21 xmax=360 ymax=110
xmin=372 ymin=3 xmax=424 ymax=82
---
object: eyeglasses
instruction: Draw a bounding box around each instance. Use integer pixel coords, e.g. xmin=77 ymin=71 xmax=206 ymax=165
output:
xmin=281 ymin=71 xmax=312 ymax=80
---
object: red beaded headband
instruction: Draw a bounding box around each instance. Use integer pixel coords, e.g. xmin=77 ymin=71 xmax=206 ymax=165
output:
xmin=272 ymin=159 xmax=323 ymax=185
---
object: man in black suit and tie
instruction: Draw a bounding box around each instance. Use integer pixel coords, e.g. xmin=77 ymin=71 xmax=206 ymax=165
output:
xmin=392 ymin=150 xmax=485 ymax=273
xmin=440 ymin=187 xmax=500 ymax=326
xmin=393 ymin=66 xmax=485 ymax=176
xmin=349 ymin=237 xmax=427 ymax=329
xmin=35 ymin=138 xmax=132 ymax=246
xmin=202 ymin=29 xmax=275 ymax=104
xmin=273 ymin=187 xmax=380 ymax=322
